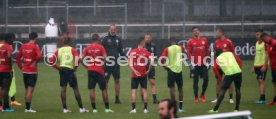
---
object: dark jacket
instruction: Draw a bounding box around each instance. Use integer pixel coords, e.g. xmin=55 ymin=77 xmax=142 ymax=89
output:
xmin=101 ymin=33 xmax=125 ymax=59
xmin=145 ymin=42 xmax=156 ymax=56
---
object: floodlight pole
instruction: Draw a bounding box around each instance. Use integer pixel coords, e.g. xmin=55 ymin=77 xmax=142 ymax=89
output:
xmin=204 ymin=0 xmax=207 ymax=16
xmin=260 ymin=0 xmax=263 ymax=29
xmin=149 ymin=0 xmax=152 ymax=16
xmin=241 ymin=0 xmax=245 ymax=39
xmin=124 ymin=3 xmax=128 ymax=39
xmin=2 ymin=0 xmax=4 ymax=17
xmin=36 ymin=0 xmax=39 ymax=16
xmin=161 ymin=1 xmax=165 ymax=39
xmin=183 ymin=0 xmax=186 ymax=38
xmin=93 ymin=0 xmax=97 ymax=16
xmin=5 ymin=0 xmax=8 ymax=32
xmin=66 ymin=4 xmax=69 ymax=22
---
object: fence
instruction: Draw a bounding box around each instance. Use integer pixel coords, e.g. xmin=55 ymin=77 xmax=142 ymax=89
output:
xmin=1 ymin=0 xmax=276 ymax=39
xmin=12 ymin=38 xmax=257 ymax=60
xmin=1 ymin=22 xmax=276 ymax=40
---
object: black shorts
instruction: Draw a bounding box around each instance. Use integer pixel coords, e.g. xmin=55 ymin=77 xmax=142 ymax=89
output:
xmin=221 ymin=73 xmax=242 ymax=90
xmin=254 ymin=67 xmax=267 ymax=80
xmin=23 ymin=73 xmax=37 ymax=88
xmin=215 ymin=69 xmax=224 ymax=80
xmin=0 ymin=72 xmax=12 ymax=87
xmin=272 ymin=70 xmax=276 ymax=83
xmin=131 ymin=76 xmax=147 ymax=89
xmin=105 ymin=66 xmax=120 ymax=80
xmin=167 ymin=69 xmax=183 ymax=88
xmin=147 ymin=67 xmax=155 ymax=79
xmin=193 ymin=65 xmax=209 ymax=79
xmin=59 ymin=67 xmax=78 ymax=88
xmin=88 ymin=71 xmax=107 ymax=90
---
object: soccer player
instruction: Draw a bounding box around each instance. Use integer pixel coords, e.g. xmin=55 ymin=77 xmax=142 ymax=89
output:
xmin=128 ymin=37 xmax=153 ymax=114
xmin=251 ymin=29 xmax=269 ymax=104
xmin=209 ymin=48 xmax=242 ymax=113
xmin=16 ymin=32 xmax=42 ymax=112
xmin=161 ymin=37 xmax=185 ymax=113
xmin=141 ymin=33 xmax=159 ymax=104
xmin=260 ymin=33 xmax=276 ymax=105
xmin=0 ymin=33 xmax=14 ymax=112
xmin=2 ymin=33 xmax=22 ymax=107
xmin=159 ymin=99 xmax=178 ymax=119
xmin=50 ymin=37 xmax=88 ymax=113
xmin=81 ymin=34 xmax=114 ymax=113
xmin=101 ymin=24 xmax=125 ymax=104
xmin=187 ymin=27 xmax=210 ymax=103
xmin=0 ymin=33 xmax=19 ymax=111
xmin=212 ymin=28 xmax=235 ymax=104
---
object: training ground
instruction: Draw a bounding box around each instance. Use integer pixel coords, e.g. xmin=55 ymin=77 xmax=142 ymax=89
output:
xmin=0 ymin=61 xmax=275 ymax=119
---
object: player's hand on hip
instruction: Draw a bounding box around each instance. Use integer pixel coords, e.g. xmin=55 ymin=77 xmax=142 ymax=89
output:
xmin=145 ymin=70 xmax=150 ymax=74
xmin=30 ymin=62 xmax=37 ymax=67
xmin=250 ymin=67 xmax=255 ymax=73
xmin=134 ymin=70 xmax=141 ymax=76
xmin=260 ymin=65 xmax=267 ymax=72
xmin=206 ymin=64 xmax=211 ymax=70
xmin=163 ymin=66 xmax=169 ymax=71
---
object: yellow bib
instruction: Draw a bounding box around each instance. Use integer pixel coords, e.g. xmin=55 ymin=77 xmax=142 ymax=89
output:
xmin=254 ymin=41 xmax=266 ymax=66
xmin=167 ymin=45 xmax=183 ymax=73
xmin=217 ymin=52 xmax=241 ymax=76
xmin=58 ymin=47 xmax=75 ymax=69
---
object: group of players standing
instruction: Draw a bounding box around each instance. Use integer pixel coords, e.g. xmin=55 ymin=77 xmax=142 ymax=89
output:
xmin=159 ymin=27 xmax=276 ymax=118
xmin=0 ymin=24 xmax=276 ymax=115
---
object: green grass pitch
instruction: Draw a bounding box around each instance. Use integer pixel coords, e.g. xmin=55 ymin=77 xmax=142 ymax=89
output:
xmin=0 ymin=60 xmax=275 ymax=119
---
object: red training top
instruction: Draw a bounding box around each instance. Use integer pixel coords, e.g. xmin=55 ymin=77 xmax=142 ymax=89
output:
xmin=82 ymin=43 xmax=107 ymax=75
xmin=0 ymin=43 xmax=13 ymax=72
xmin=213 ymin=53 xmax=243 ymax=80
xmin=160 ymin=45 xmax=185 ymax=64
xmin=268 ymin=38 xmax=276 ymax=70
xmin=16 ymin=42 xmax=42 ymax=73
xmin=187 ymin=37 xmax=210 ymax=65
xmin=50 ymin=46 xmax=79 ymax=70
xmin=214 ymin=37 xmax=235 ymax=52
xmin=128 ymin=48 xmax=151 ymax=78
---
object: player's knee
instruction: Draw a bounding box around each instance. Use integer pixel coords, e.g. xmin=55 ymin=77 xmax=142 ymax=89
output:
xmin=89 ymin=89 xmax=95 ymax=93
xmin=72 ymin=86 xmax=79 ymax=91
xmin=150 ymin=81 xmax=155 ymax=86
xmin=177 ymin=87 xmax=183 ymax=92
xmin=235 ymin=89 xmax=241 ymax=94
xmin=143 ymin=93 xmax=148 ymax=98
xmin=61 ymin=87 xmax=66 ymax=92
xmin=171 ymin=95 xmax=176 ymax=100
xmin=259 ymin=80 xmax=265 ymax=84
xmin=203 ymin=81 xmax=208 ymax=85
xmin=204 ymin=77 xmax=209 ymax=82
xmin=221 ymin=86 xmax=228 ymax=91
xmin=216 ymin=80 xmax=221 ymax=85
xmin=75 ymin=96 xmax=81 ymax=101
